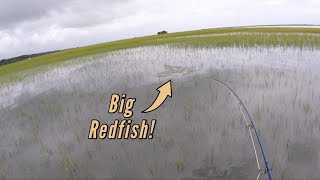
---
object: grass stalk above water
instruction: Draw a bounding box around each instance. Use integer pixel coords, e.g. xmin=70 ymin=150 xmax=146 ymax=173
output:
xmin=1 ymin=27 xmax=320 ymax=84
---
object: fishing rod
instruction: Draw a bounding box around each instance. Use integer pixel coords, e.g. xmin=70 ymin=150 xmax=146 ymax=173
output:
xmin=205 ymin=77 xmax=273 ymax=180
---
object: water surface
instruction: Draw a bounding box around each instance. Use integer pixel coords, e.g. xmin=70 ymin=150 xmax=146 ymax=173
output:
xmin=0 ymin=46 xmax=320 ymax=179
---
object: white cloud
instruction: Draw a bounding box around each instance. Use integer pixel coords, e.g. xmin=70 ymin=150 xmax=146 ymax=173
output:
xmin=263 ymin=0 xmax=283 ymax=6
xmin=0 ymin=0 xmax=319 ymax=59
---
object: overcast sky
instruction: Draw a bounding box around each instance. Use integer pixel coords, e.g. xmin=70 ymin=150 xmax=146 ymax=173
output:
xmin=0 ymin=0 xmax=319 ymax=59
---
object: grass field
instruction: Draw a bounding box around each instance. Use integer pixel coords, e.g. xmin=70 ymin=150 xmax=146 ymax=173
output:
xmin=1 ymin=26 xmax=320 ymax=179
xmin=1 ymin=27 xmax=320 ymax=83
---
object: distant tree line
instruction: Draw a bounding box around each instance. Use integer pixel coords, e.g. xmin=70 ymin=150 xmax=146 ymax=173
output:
xmin=157 ymin=30 xmax=168 ymax=35
xmin=0 ymin=50 xmax=61 ymax=67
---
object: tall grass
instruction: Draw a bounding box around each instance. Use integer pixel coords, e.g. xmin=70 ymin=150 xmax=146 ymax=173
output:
xmin=1 ymin=27 xmax=320 ymax=83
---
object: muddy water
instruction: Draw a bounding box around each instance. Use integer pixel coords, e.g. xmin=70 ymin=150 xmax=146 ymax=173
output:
xmin=0 ymin=46 xmax=320 ymax=179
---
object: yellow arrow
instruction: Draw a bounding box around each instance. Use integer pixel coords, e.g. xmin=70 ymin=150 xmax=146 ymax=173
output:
xmin=142 ymin=80 xmax=172 ymax=113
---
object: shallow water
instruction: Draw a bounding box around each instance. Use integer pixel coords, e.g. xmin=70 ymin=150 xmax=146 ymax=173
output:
xmin=0 ymin=46 xmax=320 ymax=179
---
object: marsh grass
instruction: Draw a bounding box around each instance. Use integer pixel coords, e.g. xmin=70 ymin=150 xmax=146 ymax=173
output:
xmin=1 ymin=27 xmax=320 ymax=84
xmin=0 ymin=43 xmax=320 ymax=179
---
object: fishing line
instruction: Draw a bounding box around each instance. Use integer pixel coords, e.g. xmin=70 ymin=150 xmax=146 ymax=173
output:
xmin=203 ymin=76 xmax=274 ymax=180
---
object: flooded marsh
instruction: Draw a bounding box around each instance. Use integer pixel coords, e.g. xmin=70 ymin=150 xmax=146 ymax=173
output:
xmin=0 ymin=45 xmax=320 ymax=179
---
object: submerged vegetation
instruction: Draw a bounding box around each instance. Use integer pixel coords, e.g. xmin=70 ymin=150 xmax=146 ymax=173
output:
xmin=1 ymin=27 xmax=320 ymax=83
xmin=1 ymin=45 xmax=320 ymax=179
xmin=1 ymin=26 xmax=320 ymax=179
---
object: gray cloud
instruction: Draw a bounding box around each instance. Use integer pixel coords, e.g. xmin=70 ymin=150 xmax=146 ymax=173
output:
xmin=0 ymin=0 xmax=69 ymax=29
xmin=0 ymin=0 xmax=133 ymax=30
